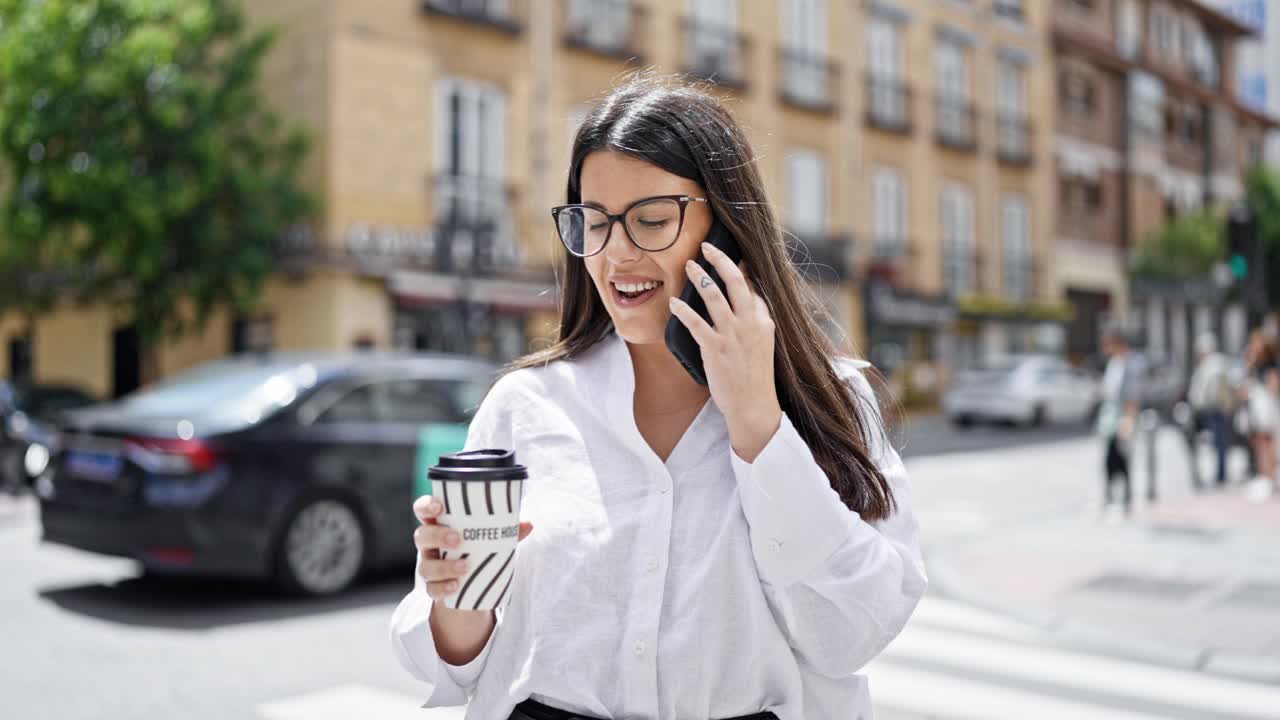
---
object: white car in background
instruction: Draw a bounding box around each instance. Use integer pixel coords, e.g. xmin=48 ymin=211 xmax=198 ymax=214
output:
xmin=943 ymin=355 xmax=1101 ymax=428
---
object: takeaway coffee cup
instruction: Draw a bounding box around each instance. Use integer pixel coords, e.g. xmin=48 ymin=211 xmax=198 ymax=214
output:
xmin=428 ymin=449 xmax=527 ymax=611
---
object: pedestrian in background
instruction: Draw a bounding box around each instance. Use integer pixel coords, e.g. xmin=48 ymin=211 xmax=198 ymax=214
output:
xmin=1096 ymin=324 xmax=1144 ymax=516
xmin=1241 ymin=330 xmax=1278 ymax=501
xmin=1187 ymin=332 xmax=1234 ymax=488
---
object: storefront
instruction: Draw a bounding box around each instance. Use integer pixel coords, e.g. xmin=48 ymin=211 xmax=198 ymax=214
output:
xmin=863 ymin=281 xmax=957 ymax=408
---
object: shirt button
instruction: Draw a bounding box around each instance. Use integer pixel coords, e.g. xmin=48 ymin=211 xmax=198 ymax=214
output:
xmin=633 ymin=640 xmax=646 ymax=656
xmin=646 ymin=558 xmax=659 ymax=573
xmin=768 ymin=538 xmax=783 ymax=553
xmin=659 ymin=484 xmax=670 ymax=495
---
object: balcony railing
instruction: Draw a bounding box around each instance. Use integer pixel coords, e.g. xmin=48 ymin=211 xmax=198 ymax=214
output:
xmin=1003 ymin=258 xmax=1035 ymax=304
xmin=779 ymin=49 xmax=838 ymax=112
xmin=430 ymin=172 xmax=520 ymax=274
xmin=996 ymin=114 xmax=1032 ymax=166
xmin=866 ymin=236 xmax=915 ymax=285
xmin=680 ymin=18 xmax=749 ymax=90
xmin=789 ymin=232 xmax=852 ymax=280
xmin=421 ymin=0 xmax=522 ymax=33
xmin=992 ymin=0 xmax=1025 ymax=23
xmin=935 ymin=94 xmax=977 ymax=151
xmin=562 ymin=0 xmax=646 ymax=61
xmin=865 ymin=74 xmax=912 ymax=134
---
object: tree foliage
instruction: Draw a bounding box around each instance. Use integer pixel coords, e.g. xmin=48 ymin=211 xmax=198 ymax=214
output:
xmin=1244 ymin=165 xmax=1280 ymax=309
xmin=0 ymin=0 xmax=313 ymax=345
xmin=1132 ymin=208 xmax=1225 ymax=280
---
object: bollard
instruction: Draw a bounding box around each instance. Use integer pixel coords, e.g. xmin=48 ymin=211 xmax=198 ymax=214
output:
xmin=1141 ymin=409 xmax=1161 ymax=503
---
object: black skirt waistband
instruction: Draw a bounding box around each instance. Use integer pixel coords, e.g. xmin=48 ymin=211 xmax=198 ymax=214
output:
xmin=510 ymin=698 xmax=778 ymax=720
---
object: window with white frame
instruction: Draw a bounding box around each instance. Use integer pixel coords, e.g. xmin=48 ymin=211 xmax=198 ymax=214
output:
xmin=688 ymin=0 xmax=740 ymax=77
xmin=781 ymin=0 xmax=827 ymax=104
xmin=867 ymin=16 xmax=900 ymax=79
xmin=787 ymin=149 xmax=827 ymax=237
xmin=935 ymin=39 xmax=972 ymax=142
xmin=1150 ymin=3 xmax=1178 ymax=62
xmin=872 ymin=167 xmax=906 ymax=257
xmin=1001 ymin=194 xmax=1032 ymax=302
xmin=866 ymin=15 xmax=904 ymax=123
xmin=568 ymin=0 xmax=631 ymax=51
xmin=935 ymin=39 xmax=968 ymax=101
xmin=434 ymin=78 xmax=510 ymax=266
xmin=941 ymin=182 xmax=974 ymax=297
xmin=997 ymin=59 xmax=1025 ymax=117
xmin=1117 ymin=0 xmax=1141 ymax=59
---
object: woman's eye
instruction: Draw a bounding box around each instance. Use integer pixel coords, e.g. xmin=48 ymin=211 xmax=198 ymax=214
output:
xmin=637 ymin=219 xmax=668 ymax=228
xmin=588 ymin=223 xmax=608 ymax=232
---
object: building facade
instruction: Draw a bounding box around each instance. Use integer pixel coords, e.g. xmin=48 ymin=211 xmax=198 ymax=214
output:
xmin=1051 ymin=0 xmax=1274 ymax=370
xmin=1211 ymin=0 xmax=1280 ymax=166
xmin=854 ymin=0 xmax=1061 ymax=404
xmin=1 ymin=0 xmax=1062 ymax=404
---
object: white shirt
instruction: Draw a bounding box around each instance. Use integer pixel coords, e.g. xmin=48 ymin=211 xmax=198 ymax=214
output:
xmin=390 ymin=332 xmax=927 ymax=720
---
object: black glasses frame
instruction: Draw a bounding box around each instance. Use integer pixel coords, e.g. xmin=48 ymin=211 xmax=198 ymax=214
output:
xmin=550 ymin=194 xmax=710 ymax=258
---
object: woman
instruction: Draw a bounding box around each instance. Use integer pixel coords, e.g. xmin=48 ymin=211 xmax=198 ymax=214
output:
xmin=390 ymin=75 xmax=926 ymax=720
xmin=1242 ymin=330 xmax=1278 ymax=498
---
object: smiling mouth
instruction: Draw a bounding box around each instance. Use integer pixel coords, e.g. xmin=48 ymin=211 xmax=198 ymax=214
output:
xmin=611 ymin=280 xmax=664 ymax=305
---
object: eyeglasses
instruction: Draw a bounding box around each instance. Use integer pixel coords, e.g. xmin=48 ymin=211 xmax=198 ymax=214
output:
xmin=550 ymin=195 xmax=709 ymax=258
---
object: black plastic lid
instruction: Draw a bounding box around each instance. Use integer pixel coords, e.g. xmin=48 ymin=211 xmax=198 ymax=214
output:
xmin=428 ymin=448 xmax=527 ymax=481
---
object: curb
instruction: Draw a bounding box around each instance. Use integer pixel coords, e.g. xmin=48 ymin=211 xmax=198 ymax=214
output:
xmin=924 ymin=544 xmax=1280 ymax=685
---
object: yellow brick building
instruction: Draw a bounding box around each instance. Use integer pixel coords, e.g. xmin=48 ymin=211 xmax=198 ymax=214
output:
xmin=0 ymin=0 xmax=1061 ymax=403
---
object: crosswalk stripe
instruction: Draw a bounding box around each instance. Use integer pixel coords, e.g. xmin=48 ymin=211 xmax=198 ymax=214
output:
xmin=906 ymin=595 xmax=1043 ymax=644
xmin=865 ymin=659 xmax=1172 ymax=720
xmin=257 ymin=684 xmax=464 ymax=720
xmin=880 ymin=621 xmax=1280 ymax=719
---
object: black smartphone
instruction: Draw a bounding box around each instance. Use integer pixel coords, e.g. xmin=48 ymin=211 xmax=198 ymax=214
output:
xmin=664 ymin=216 xmax=744 ymax=385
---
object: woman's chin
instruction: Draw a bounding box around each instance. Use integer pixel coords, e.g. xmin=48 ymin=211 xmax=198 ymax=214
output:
xmin=610 ymin=313 xmax=668 ymax=346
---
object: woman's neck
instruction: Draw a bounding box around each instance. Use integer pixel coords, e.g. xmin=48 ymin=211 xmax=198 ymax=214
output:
xmin=626 ymin=339 xmax=710 ymax=414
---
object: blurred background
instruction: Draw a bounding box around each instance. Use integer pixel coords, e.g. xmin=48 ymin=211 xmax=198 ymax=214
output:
xmin=2 ymin=1 xmax=1280 ymax=718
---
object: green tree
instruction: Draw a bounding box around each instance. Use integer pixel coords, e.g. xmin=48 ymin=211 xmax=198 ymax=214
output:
xmin=1244 ymin=165 xmax=1280 ymax=309
xmin=1132 ymin=208 xmax=1225 ymax=280
xmin=0 ymin=0 xmax=313 ymax=351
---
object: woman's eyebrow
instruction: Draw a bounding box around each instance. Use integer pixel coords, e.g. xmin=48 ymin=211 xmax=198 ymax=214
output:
xmin=579 ymin=194 xmax=677 ymax=213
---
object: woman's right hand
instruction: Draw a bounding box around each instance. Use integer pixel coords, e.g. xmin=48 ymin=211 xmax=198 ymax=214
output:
xmin=412 ymin=495 xmax=533 ymax=602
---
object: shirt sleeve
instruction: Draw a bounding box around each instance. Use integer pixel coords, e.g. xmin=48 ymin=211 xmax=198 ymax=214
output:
xmin=388 ymin=371 xmax=524 ymax=705
xmin=389 ymin=557 xmax=501 ymax=705
xmin=729 ymin=366 xmax=928 ymax=679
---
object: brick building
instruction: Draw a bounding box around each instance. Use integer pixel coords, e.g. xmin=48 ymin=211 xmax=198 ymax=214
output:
xmin=1051 ymin=0 xmax=1275 ymax=368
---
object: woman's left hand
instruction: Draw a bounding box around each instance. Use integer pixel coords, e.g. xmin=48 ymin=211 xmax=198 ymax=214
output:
xmin=669 ymin=242 xmax=783 ymax=462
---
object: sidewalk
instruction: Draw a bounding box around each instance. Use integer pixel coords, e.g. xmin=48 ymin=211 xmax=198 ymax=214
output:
xmin=927 ymin=485 xmax=1280 ymax=683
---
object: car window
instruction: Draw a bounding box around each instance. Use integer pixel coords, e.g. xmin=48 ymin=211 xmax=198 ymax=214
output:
xmin=379 ymin=379 xmax=465 ymax=424
xmin=314 ymin=379 xmax=474 ymax=425
xmin=26 ymin=389 xmax=94 ymax=415
xmin=316 ymin=385 xmax=378 ymax=424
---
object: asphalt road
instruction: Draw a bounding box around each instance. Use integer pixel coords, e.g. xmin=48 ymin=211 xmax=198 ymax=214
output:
xmin=896 ymin=413 xmax=1093 ymax=458
xmin=3 ymin=424 xmax=1273 ymax=720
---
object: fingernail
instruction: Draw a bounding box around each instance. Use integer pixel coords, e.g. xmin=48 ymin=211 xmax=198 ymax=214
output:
xmin=702 ymin=242 xmax=716 ymax=253
xmin=447 ymin=533 xmax=461 ymax=547
xmin=669 ymin=297 xmax=678 ymax=308
xmin=686 ymin=259 xmax=696 ymax=269
xmin=454 ymin=560 xmax=468 ymax=572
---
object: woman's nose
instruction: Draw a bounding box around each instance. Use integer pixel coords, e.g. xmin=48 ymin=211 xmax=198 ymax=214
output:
xmin=602 ymin=222 xmax=643 ymax=264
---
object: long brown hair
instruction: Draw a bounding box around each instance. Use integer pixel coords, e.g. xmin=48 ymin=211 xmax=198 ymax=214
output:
xmin=510 ymin=73 xmax=895 ymax=520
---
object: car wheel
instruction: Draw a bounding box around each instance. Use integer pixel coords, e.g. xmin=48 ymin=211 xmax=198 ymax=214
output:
xmin=274 ymin=496 xmax=367 ymax=596
xmin=1030 ymin=405 xmax=1047 ymax=428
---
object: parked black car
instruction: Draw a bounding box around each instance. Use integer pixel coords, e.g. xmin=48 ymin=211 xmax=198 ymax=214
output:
xmin=1 ymin=381 xmax=96 ymax=494
xmin=38 ymin=352 xmax=493 ymax=595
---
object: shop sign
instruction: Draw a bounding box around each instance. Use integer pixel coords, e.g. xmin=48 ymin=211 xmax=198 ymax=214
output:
xmin=866 ymin=283 xmax=957 ymax=328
